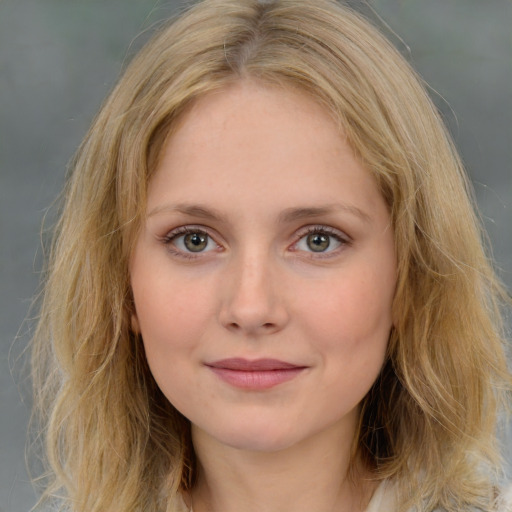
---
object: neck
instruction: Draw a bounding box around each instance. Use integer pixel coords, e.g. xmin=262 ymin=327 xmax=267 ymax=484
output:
xmin=189 ymin=422 xmax=376 ymax=512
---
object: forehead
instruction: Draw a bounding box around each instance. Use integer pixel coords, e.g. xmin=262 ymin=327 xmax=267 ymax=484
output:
xmin=164 ymin=81 xmax=342 ymax=162
xmin=146 ymin=80 xmax=385 ymax=223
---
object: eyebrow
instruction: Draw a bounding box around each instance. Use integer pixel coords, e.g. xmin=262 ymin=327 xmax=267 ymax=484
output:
xmin=278 ymin=204 xmax=371 ymax=224
xmin=148 ymin=202 xmax=371 ymax=224
xmin=148 ymin=203 xmax=227 ymax=222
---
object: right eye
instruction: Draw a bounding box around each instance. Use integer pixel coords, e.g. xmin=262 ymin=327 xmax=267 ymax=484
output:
xmin=164 ymin=228 xmax=219 ymax=256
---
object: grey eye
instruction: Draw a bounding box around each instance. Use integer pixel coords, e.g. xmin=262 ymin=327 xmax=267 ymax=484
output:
xmin=183 ymin=232 xmax=209 ymax=252
xmin=294 ymin=229 xmax=345 ymax=255
xmin=168 ymin=230 xmax=216 ymax=254
xmin=306 ymin=233 xmax=330 ymax=252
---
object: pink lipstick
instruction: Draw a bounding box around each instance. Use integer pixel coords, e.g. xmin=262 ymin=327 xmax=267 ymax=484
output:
xmin=205 ymin=358 xmax=307 ymax=390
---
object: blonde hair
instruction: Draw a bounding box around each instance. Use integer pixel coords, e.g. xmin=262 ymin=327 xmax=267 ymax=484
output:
xmin=32 ymin=0 xmax=511 ymax=511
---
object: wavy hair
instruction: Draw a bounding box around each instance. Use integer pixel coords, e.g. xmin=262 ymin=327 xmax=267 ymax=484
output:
xmin=32 ymin=1 xmax=511 ymax=511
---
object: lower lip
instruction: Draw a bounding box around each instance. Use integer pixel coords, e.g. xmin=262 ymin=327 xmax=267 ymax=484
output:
xmin=207 ymin=367 xmax=306 ymax=390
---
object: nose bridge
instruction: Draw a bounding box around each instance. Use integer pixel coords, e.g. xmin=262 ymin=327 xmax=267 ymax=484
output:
xmin=220 ymin=245 xmax=287 ymax=334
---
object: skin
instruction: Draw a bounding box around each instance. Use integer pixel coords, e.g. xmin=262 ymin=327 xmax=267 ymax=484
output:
xmin=130 ymin=81 xmax=396 ymax=512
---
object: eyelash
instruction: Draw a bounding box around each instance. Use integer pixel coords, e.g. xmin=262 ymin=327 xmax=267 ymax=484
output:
xmin=161 ymin=226 xmax=220 ymax=260
xmin=161 ymin=225 xmax=351 ymax=260
xmin=291 ymin=226 xmax=351 ymax=258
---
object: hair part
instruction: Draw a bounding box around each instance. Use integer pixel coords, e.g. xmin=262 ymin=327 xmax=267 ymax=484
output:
xmin=32 ymin=1 xmax=511 ymax=511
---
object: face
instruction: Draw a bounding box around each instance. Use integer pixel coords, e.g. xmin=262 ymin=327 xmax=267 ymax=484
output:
xmin=130 ymin=81 xmax=396 ymax=454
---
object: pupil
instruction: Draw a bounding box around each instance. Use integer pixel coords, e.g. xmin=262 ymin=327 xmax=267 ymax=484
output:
xmin=307 ymin=233 xmax=330 ymax=252
xmin=184 ymin=233 xmax=207 ymax=252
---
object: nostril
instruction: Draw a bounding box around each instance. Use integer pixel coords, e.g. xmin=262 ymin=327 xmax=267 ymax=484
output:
xmin=226 ymin=321 xmax=276 ymax=332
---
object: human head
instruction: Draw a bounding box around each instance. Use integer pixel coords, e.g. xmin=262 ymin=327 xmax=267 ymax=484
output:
xmin=34 ymin=1 xmax=509 ymax=510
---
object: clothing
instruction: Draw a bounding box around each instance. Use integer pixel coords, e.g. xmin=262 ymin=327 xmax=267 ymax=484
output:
xmin=179 ymin=482 xmax=393 ymax=512
xmin=364 ymin=480 xmax=512 ymax=512
xmin=180 ymin=480 xmax=512 ymax=512
xmin=364 ymin=480 xmax=396 ymax=511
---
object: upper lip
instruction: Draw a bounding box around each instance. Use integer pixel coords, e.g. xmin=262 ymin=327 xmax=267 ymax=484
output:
xmin=205 ymin=358 xmax=306 ymax=371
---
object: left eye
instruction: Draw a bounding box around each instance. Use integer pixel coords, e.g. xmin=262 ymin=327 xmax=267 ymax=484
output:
xmin=294 ymin=230 xmax=344 ymax=253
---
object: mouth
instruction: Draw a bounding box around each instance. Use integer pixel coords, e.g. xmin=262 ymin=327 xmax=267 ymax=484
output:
xmin=205 ymin=358 xmax=308 ymax=390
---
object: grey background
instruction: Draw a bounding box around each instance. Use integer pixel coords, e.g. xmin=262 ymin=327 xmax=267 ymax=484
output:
xmin=1 ymin=1 xmax=511 ymax=511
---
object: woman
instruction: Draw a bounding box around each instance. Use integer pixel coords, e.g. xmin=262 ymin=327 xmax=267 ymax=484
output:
xmin=32 ymin=0 xmax=511 ymax=511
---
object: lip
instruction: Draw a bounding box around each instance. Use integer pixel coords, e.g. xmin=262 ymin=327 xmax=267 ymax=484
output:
xmin=205 ymin=358 xmax=308 ymax=390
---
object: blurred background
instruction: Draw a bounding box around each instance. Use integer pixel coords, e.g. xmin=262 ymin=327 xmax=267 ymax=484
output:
xmin=1 ymin=1 xmax=511 ymax=510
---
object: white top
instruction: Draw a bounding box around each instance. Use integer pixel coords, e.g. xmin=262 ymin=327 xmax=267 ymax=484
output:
xmin=364 ymin=480 xmax=396 ymax=511
xmin=182 ymin=481 xmax=393 ymax=512
xmin=364 ymin=480 xmax=512 ymax=512
xmin=182 ymin=480 xmax=512 ymax=512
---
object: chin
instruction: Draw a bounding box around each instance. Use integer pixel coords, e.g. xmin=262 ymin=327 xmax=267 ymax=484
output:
xmin=201 ymin=420 xmax=308 ymax=454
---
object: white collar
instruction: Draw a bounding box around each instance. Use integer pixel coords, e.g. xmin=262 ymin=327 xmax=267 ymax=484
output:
xmin=364 ymin=480 xmax=396 ymax=512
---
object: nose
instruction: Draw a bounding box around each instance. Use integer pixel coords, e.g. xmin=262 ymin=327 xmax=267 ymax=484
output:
xmin=218 ymin=251 xmax=289 ymax=336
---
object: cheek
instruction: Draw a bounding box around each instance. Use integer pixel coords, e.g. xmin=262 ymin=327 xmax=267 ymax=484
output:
xmin=301 ymin=269 xmax=394 ymax=348
xmin=131 ymin=272 xmax=210 ymax=408
xmin=326 ymin=278 xmax=392 ymax=387
xmin=296 ymin=268 xmax=394 ymax=403
xmin=131 ymin=258 xmax=215 ymax=347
